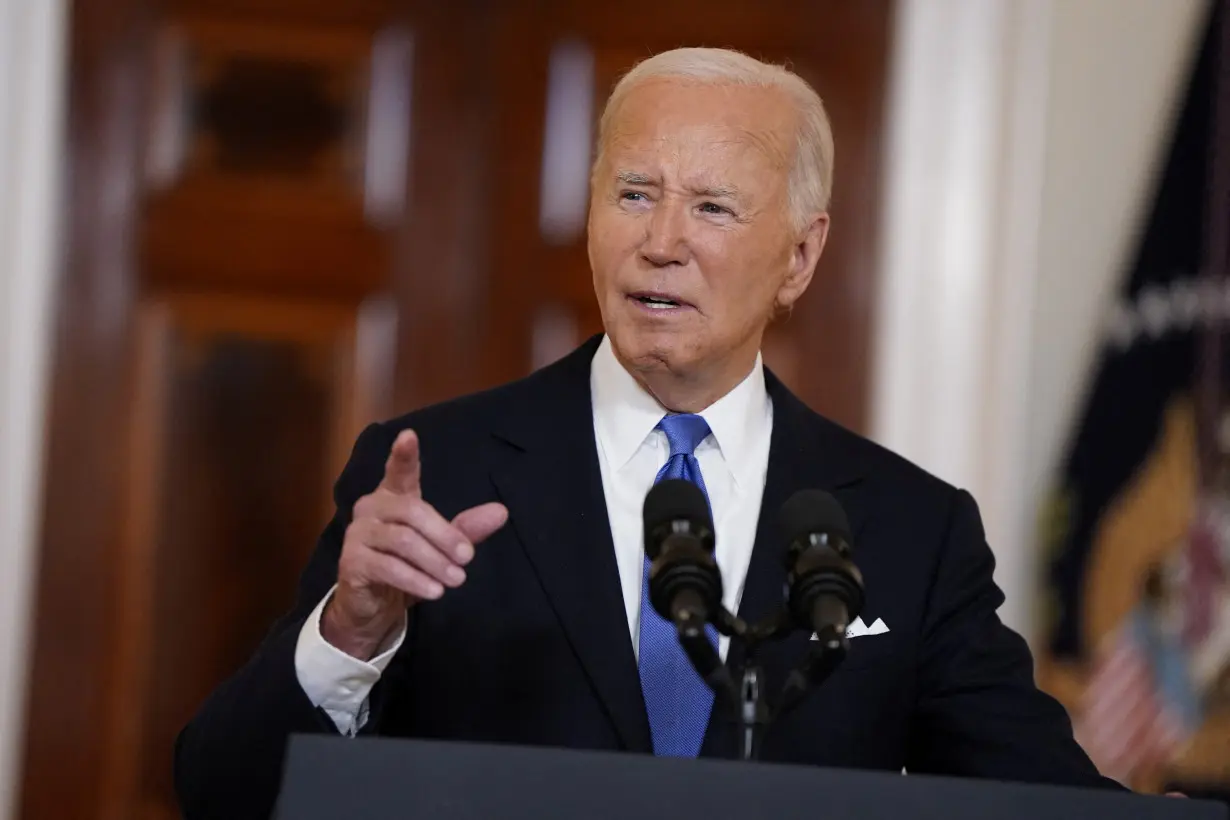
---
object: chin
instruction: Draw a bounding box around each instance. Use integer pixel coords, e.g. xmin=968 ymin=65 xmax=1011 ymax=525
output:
xmin=609 ymin=328 xmax=697 ymax=377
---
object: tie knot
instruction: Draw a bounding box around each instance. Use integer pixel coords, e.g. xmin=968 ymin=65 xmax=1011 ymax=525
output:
xmin=656 ymin=413 xmax=711 ymax=457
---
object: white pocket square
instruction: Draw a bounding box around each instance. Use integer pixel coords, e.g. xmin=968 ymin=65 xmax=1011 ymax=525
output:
xmin=811 ymin=616 xmax=889 ymax=640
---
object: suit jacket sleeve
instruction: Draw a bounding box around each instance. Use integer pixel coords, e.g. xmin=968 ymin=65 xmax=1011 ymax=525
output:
xmin=173 ymin=421 xmax=397 ymax=820
xmin=904 ymin=489 xmax=1119 ymax=788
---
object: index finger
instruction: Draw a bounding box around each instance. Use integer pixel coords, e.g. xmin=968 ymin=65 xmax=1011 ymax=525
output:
xmin=381 ymin=429 xmax=422 ymax=497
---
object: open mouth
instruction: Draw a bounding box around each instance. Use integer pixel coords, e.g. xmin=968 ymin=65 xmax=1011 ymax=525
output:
xmin=629 ymin=292 xmax=691 ymax=311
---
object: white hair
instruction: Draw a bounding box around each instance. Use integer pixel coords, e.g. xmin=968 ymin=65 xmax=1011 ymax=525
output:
xmin=594 ymin=47 xmax=835 ymax=231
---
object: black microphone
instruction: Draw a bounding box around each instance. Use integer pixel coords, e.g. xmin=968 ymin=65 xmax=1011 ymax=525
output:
xmin=643 ymin=478 xmax=739 ymax=704
xmin=779 ymin=490 xmax=865 ymax=652
xmin=643 ymin=479 xmax=723 ymax=637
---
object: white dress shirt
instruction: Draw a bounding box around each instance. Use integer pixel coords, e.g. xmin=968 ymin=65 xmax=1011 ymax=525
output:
xmin=294 ymin=335 xmax=773 ymax=734
xmin=590 ymin=335 xmax=772 ymax=661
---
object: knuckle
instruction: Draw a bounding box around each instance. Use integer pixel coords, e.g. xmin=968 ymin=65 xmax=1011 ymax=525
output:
xmin=370 ymin=542 xmax=425 ymax=588
xmin=404 ymin=498 xmax=429 ymax=524
xmin=410 ymin=573 xmax=440 ymax=598
xmin=390 ymin=561 xmax=426 ymax=596
xmin=336 ymin=550 xmax=363 ymax=583
xmin=389 ymin=561 xmax=417 ymax=589
xmin=392 ymin=527 xmax=418 ymax=555
xmin=408 ymin=502 xmax=455 ymax=544
xmin=342 ymin=520 xmax=366 ymax=550
xmin=352 ymin=493 xmax=375 ymax=519
xmin=402 ymin=540 xmax=437 ymax=574
xmin=368 ymin=554 xmax=395 ymax=583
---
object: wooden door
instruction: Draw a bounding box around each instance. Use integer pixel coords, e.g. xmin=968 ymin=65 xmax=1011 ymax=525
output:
xmin=20 ymin=3 xmax=408 ymax=818
xmin=19 ymin=2 xmax=890 ymax=818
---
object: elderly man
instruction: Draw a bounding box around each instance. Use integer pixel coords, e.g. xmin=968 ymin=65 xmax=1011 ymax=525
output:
xmin=174 ymin=47 xmax=1113 ymax=819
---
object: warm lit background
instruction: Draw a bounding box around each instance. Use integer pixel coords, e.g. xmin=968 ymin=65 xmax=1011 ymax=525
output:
xmin=0 ymin=0 xmax=1224 ymax=817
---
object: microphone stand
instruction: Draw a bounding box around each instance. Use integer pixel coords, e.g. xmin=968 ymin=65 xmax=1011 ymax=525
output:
xmin=703 ymin=608 xmax=846 ymax=761
xmin=735 ymin=663 xmax=769 ymax=761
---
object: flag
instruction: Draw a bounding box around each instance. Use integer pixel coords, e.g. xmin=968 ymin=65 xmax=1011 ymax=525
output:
xmin=1041 ymin=0 xmax=1230 ymax=788
xmin=1076 ymin=586 xmax=1202 ymax=782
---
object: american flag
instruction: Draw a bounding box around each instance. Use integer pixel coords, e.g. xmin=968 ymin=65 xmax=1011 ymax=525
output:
xmin=1075 ymin=504 xmax=1223 ymax=785
xmin=1076 ymin=609 xmax=1194 ymax=784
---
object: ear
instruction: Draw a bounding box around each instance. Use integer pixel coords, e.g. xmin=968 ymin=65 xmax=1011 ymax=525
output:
xmin=775 ymin=213 xmax=830 ymax=311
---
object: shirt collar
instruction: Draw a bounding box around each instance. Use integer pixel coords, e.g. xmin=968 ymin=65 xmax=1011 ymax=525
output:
xmin=590 ymin=335 xmax=768 ymax=491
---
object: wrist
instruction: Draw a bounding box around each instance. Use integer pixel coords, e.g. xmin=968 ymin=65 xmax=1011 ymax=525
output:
xmin=320 ymin=597 xmax=403 ymax=661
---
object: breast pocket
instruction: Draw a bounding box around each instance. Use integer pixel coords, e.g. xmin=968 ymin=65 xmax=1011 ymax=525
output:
xmin=835 ymin=633 xmax=903 ymax=671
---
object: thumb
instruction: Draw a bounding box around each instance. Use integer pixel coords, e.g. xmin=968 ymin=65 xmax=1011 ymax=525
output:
xmin=453 ymin=502 xmax=509 ymax=544
xmin=381 ymin=430 xmax=422 ymax=496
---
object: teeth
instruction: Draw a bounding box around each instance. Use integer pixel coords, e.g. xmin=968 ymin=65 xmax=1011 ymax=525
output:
xmin=645 ymin=302 xmax=675 ymax=310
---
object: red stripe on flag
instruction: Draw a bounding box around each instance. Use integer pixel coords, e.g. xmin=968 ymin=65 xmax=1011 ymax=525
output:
xmin=1076 ymin=629 xmax=1184 ymax=783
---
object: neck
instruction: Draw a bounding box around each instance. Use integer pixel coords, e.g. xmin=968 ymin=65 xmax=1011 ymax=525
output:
xmin=622 ymin=349 xmax=759 ymax=414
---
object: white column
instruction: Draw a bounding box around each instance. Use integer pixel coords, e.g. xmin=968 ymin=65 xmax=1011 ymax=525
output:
xmin=0 ymin=0 xmax=68 ymax=816
xmin=872 ymin=0 xmax=1054 ymax=638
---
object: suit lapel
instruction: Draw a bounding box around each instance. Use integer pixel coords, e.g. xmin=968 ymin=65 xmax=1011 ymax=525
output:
xmin=489 ymin=338 xmax=652 ymax=752
xmin=702 ymin=371 xmax=867 ymax=758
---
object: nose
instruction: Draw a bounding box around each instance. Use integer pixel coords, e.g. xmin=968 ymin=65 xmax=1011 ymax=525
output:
xmin=640 ymin=197 xmax=691 ymax=267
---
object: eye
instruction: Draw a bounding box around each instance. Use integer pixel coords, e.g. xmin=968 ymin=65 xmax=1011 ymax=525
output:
xmin=620 ymin=191 xmax=648 ymax=202
xmin=698 ymin=201 xmax=729 ymax=216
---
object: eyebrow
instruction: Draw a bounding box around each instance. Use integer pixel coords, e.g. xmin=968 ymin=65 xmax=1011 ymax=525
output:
xmin=615 ymin=170 xmax=655 ymax=186
xmin=691 ymin=183 xmax=741 ymax=200
xmin=614 ymin=170 xmax=742 ymax=200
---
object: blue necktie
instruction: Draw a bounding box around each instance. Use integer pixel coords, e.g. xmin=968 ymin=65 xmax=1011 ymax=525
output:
xmin=638 ymin=413 xmax=719 ymax=756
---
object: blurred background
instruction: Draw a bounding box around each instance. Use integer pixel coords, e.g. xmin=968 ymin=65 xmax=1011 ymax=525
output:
xmin=0 ymin=0 xmax=1227 ymax=817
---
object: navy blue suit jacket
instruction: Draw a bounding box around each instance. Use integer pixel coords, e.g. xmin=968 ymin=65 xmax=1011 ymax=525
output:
xmin=174 ymin=336 xmax=1115 ymax=819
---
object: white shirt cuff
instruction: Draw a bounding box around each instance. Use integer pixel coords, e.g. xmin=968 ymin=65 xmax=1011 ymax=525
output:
xmin=294 ymin=585 xmax=406 ymax=736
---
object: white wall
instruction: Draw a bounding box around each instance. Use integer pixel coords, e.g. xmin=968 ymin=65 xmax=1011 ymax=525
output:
xmin=873 ymin=0 xmax=1208 ymax=642
xmin=0 ymin=0 xmax=67 ymax=817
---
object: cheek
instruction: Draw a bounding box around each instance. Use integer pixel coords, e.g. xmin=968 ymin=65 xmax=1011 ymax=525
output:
xmin=695 ymin=236 xmax=784 ymax=306
xmin=589 ymin=213 xmax=641 ymax=284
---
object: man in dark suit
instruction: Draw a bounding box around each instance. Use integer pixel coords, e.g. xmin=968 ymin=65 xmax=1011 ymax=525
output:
xmin=174 ymin=47 xmax=1114 ymax=819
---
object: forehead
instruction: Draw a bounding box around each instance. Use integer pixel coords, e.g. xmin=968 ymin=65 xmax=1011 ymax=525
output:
xmin=602 ymin=79 xmax=796 ymax=176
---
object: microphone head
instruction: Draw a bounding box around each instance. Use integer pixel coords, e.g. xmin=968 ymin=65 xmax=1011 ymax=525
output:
xmin=643 ymin=479 xmax=714 ymax=560
xmin=780 ymin=490 xmax=865 ymax=633
xmin=779 ymin=489 xmax=852 ymax=549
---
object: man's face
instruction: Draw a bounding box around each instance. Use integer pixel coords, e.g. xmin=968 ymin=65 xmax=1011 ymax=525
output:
xmin=588 ymin=78 xmax=827 ymax=389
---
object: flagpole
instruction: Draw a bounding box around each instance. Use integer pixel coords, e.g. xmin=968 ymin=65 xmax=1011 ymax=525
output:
xmin=1198 ymin=0 xmax=1230 ymax=489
